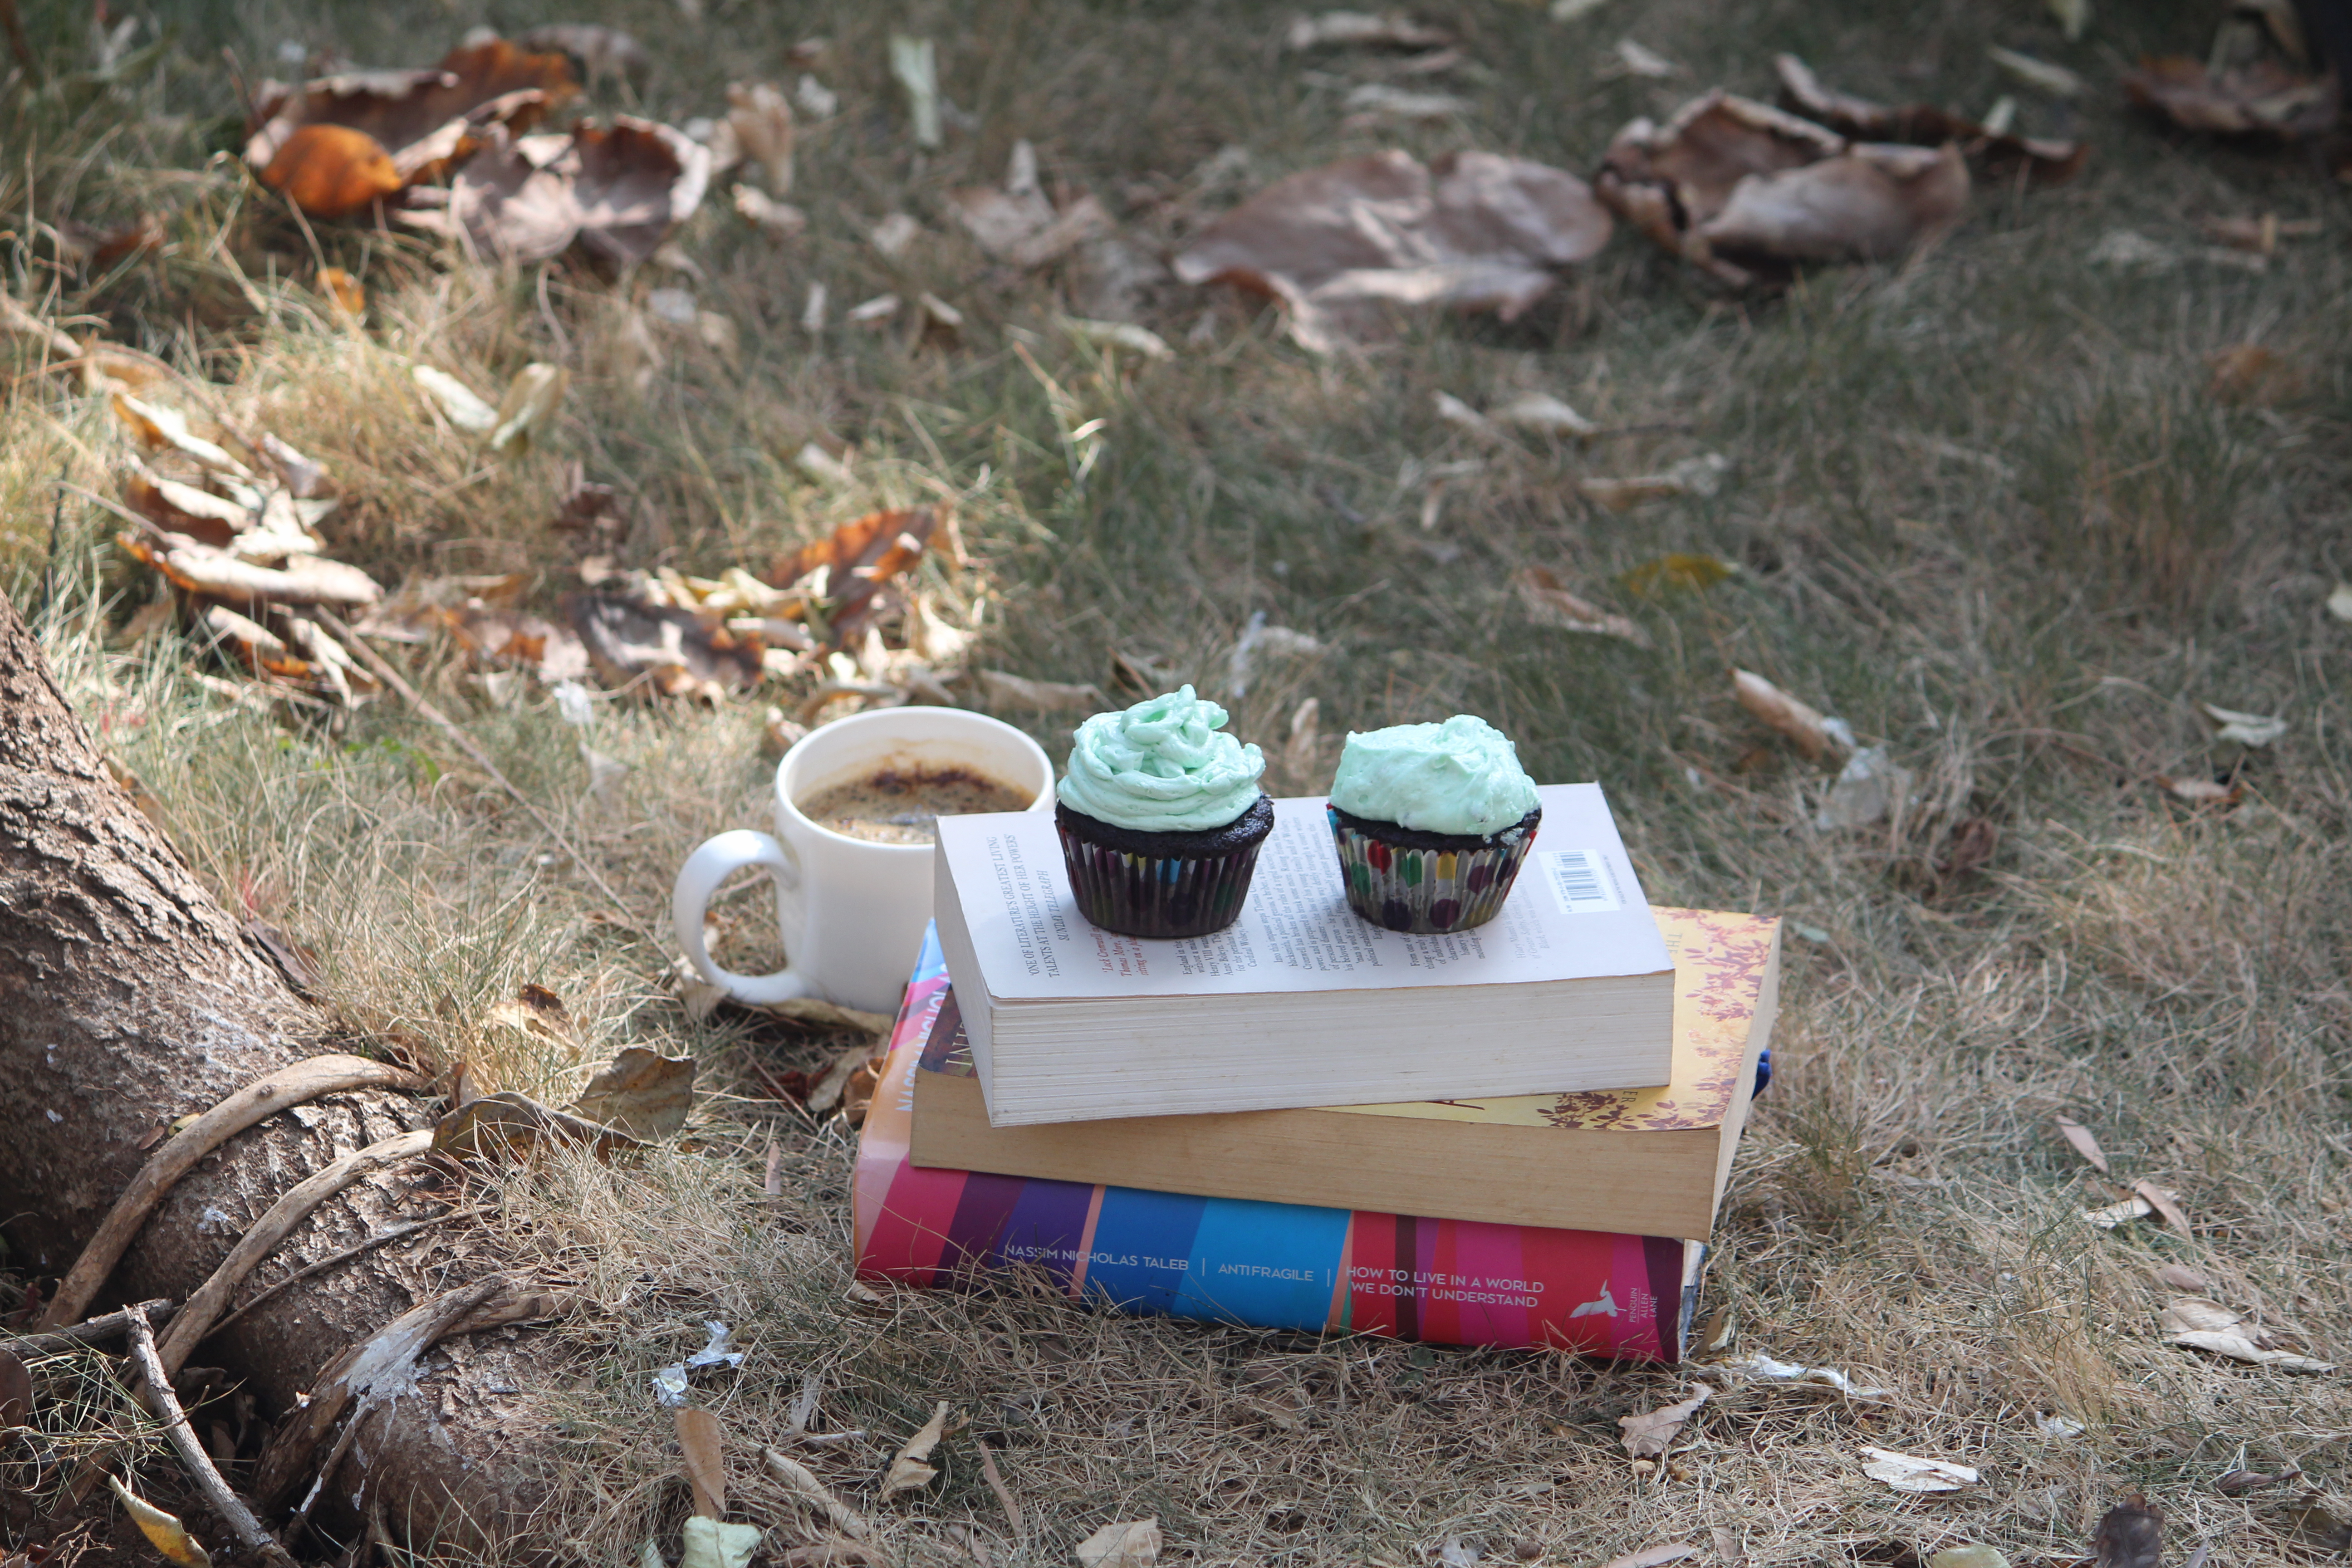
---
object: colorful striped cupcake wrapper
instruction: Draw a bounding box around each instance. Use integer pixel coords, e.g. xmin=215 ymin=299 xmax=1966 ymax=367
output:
xmin=1056 ymin=827 xmax=1268 ymax=940
xmin=1328 ymin=809 xmax=1536 ymax=935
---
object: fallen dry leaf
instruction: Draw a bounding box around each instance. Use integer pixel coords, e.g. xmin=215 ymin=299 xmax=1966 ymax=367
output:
xmin=1600 ymin=1546 xmax=1696 ymax=1568
xmin=727 ymin=81 xmax=794 ymax=193
xmin=2216 ymin=1467 xmax=2302 ymax=1494
xmin=735 ymin=185 xmax=807 ymax=237
xmin=1610 ymin=38 xmax=1679 ymax=78
xmin=2155 ymin=1263 xmax=2210 ymax=1293
xmin=405 ymin=118 xmax=712 ymax=268
xmin=764 ymin=1448 xmax=872 ymax=1539
xmin=1285 ymin=11 xmax=1452 ymax=49
xmin=1732 ymin=669 xmax=1846 ymax=762
xmin=1075 ymin=1519 xmax=1163 ymax=1568
xmin=1493 ymin=392 xmax=1597 ymax=436
xmin=976 ymin=669 xmax=1105 ymax=713
xmin=676 ymin=1406 xmax=727 ymax=1518
xmin=112 ymin=392 xmax=253 ymax=479
xmin=766 ymin=507 xmax=944 ymax=647
xmin=951 ymin=141 xmax=1113 ymax=268
xmin=1774 ymin=54 xmax=2086 ymax=184
xmin=1618 ymin=1384 xmax=1711 ymax=1458
xmin=889 ymin=34 xmax=941 ymax=150
xmin=1580 ymin=454 xmax=1729 ymax=510
xmin=2160 ymin=1297 xmax=2252 ymax=1338
xmin=2084 ymin=1194 xmax=2153 ymax=1229
xmin=120 ymin=531 xmax=382 ymax=612
xmin=2123 ymin=56 xmax=2334 ymax=138
xmin=108 ymin=1475 xmax=211 ymax=1568
xmin=1596 ymin=91 xmax=1968 ymax=288
xmin=1341 ymin=83 xmax=1470 ymax=127
xmin=1517 ymin=568 xmax=1652 ymax=647
xmin=1173 ymin=149 xmax=1612 ymax=352
xmin=2054 ymin=1114 xmax=2110 ymax=1173
xmin=570 ymin=1047 xmax=696 ymax=1140
xmin=2157 ymin=774 xmax=2244 ymax=807
xmin=2094 ymin=1496 xmax=2164 ymax=1568
xmin=1859 ymin=1446 xmax=1978 ymax=1493
xmin=2201 ymin=702 xmax=2286 ymax=747
xmin=2131 ymin=1179 xmax=2190 ymax=1233
xmin=1064 ymin=316 xmax=1173 ymax=361
xmin=1987 ymin=45 xmax=2084 ymax=98
xmin=246 ymin=39 xmax=577 ymax=217
xmin=568 ymin=592 xmax=762 ymax=701
xmin=432 ymin=1090 xmax=642 ymax=1161
xmin=488 ymin=362 xmax=567 ymax=454
xmin=2280 ymin=1500 xmax=2352 ymax=1555
xmin=2167 ymin=1330 xmax=2334 ymax=1373
xmin=880 ymin=1400 xmax=951 ymax=1500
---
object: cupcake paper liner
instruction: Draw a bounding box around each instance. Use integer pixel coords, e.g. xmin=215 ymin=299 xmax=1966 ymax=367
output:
xmin=1327 ymin=808 xmax=1538 ymax=934
xmin=1057 ymin=824 xmax=1269 ymax=940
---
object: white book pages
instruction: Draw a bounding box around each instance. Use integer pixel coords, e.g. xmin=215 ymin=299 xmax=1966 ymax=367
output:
xmin=933 ymin=783 xmax=1668 ymax=1005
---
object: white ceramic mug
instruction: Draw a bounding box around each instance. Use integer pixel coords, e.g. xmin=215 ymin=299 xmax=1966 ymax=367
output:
xmin=672 ymin=706 xmax=1054 ymax=1015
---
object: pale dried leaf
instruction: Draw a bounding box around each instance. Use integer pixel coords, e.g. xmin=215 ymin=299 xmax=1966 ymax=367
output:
xmin=1859 ymin=1446 xmax=1978 ymax=1493
xmin=889 ymin=35 xmax=941 ymax=149
xmin=880 ymin=1400 xmax=951 ymax=1499
xmin=2159 ymin=1298 xmax=2246 ymax=1337
xmin=1436 ymin=391 xmax=1494 ymax=437
xmin=413 ymin=364 xmax=499 ymax=432
xmin=1579 ymin=453 xmax=1729 ymax=508
xmin=2054 ymin=1113 xmax=2110 ymax=1172
xmin=108 ymin=1476 xmax=212 ymax=1568
xmin=1173 ymin=150 xmax=1612 ymax=352
xmin=490 ymin=362 xmax=568 ymax=454
xmin=1285 ymin=11 xmax=1452 ymax=49
xmin=1773 ymin=54 xmax=2087 ymax=185
xmin=735 ymin=186 xmax=807 ymax=237
xmin=121 ymin=532 xmax=383 ymax=609
xmin=2155 ymin=1263 xmax=2210 ymax=1293
xmin=2122 ymin=56 xmax=2332 ymax=136
xmin=764 ymin=1447 xmax=872 ymax=1538
xmin=1064 ymin=317 xmax=1173 ymax=360
xmin=1075 ymin=1519 xmax=1163 ymax=1568
xmin=1987 ymin=46 xmax=2084 ymax=98
xmin=1516 ymin=568 xmax=1652 ymax=646
xmin=1732 ymin=669 xmax=1842 ymax=761
xmin=2158 ymin=775 xmax=2243 ymax=806
xmin=1341 ymin=83 xmax=1470 ymax=123
xmin=1493 ymin=392 xmax=1597 ymax=436
xmin=846 ymin=293 xmax=901 ymax=325
xmin=2200 ymin=702 xmax=2285 ymax=747
xmin=2049 ymin=0 xmax=2089 ymax=38
xmin=2327 ymin=583 xmax=2352 ymax=622
xmin=678 ymin=1518 xmax=764 ymax=1568
xmin=1600 ymin=1547 xmax=1695 ymax=1568
xmin=1617 ymin=1384 xmax=1710 ymax=1457
xmin=112 ymin=393 xmax=253 ymax=478
xmin=676 ymin=1406 xmax=726 ymax=1517
xmin=1725 ymin=1352 xmax=1891 ymax=1401
xmin=726 ymin=81 xmax=794 ymax=193
xmin=570 ymin=1047 xmax=696 ymax=1139
xmin=2083 ymin=1195 xmax=2153 ymax=1229
xmin=1930 ymin=1549 xmax=2010 ymax=1568
xmin=2166 ymin=1329 xmax=2335 ymax=1370
xmin=2215 ymin=1466 xmax=2303 ymax=1494
xmin=978 ymin=668 xmax=1104 ymax=712
xmin=1611 ymin=38 xmax=1677 ymax=78
xmin=2132 ymin=1179 xmax=2191 ymax=1233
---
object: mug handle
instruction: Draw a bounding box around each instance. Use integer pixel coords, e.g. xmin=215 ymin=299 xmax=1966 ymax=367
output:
xmin=671 ymin=830 xmax=819 ymax=1005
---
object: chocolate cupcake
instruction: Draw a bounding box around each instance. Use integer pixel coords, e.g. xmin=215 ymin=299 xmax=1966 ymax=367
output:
xmin=1325 ymin=715 xmax=1541 ymax=934
xmin=1055 ymin=686 xmax=1273 ymax=939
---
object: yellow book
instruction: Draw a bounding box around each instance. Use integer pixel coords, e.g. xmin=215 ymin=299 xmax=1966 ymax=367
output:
xmin=912 ymin=908 xmax=1779 ymax=1241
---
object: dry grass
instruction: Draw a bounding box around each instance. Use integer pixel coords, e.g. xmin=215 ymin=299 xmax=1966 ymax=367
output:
xmin=6 ymin=0 xmax=2352 ymax=1563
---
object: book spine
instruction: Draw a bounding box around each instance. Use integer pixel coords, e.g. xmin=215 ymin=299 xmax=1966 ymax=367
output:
xmin=858 ymin=927 xmax=1694 ymax=1360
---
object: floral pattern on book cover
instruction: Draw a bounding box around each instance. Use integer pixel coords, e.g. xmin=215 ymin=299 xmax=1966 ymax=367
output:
xmin=1539 ymin=909 xmax=1774 ymax=1132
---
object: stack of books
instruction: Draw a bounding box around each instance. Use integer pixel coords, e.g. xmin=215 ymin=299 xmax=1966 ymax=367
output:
xmin=853 ymin=785 xmax=1779 ymax=1363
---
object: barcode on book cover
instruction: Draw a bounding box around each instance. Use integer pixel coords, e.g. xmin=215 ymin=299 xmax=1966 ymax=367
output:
xmin=1539 ymin=848 xmax=1622 ymax=915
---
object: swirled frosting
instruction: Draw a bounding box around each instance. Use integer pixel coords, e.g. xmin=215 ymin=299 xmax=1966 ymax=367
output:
xmin=1328 ymin=714 xmax=1539 ymax=836
xmin=1057 ymin=685 xmax=1267 ymax=833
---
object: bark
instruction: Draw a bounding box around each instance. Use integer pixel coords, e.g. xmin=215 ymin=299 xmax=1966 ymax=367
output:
xmin=0 ymin=588 xmax=557 ymax=1556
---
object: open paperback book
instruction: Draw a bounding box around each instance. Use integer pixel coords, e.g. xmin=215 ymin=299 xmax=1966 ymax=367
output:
xmin=854 ymin=928 xmax=1706 ymax=1360
xmin=932 ymin=782 xmax=1676 ymax=1125
xmin=912 ymin=908 xmax=1779 ymax=1240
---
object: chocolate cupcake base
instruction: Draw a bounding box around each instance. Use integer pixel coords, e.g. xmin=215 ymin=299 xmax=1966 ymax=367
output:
xmin=1056 ymin=796 xmax=1274 ymax=939
xmin=1327 ymin=804 xmax=1540 ymax=934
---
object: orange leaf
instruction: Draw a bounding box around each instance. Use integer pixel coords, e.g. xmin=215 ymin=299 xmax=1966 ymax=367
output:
xmin=262 ymin=125 xmax=404 ymax=219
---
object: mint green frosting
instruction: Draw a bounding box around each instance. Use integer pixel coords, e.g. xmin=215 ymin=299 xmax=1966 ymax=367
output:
xmin=1328 ymin=715 xmax=1539 ymax=836
xmin=1057 ymin=685 xmax=1267 ymax=832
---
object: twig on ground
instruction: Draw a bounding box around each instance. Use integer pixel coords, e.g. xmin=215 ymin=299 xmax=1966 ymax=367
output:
xmin=208 ymin=1209 xmax=482 ymax=1342
xmin=976 ymin=1442 xmax=1025 ymax=1539
xmin=123 ymin=1306 xmax=297 ymax=1566
xmin=314 ymin=611 xmax=655 ymax=945
xmin=1 ymin=1300 xmax=177 ymax=1356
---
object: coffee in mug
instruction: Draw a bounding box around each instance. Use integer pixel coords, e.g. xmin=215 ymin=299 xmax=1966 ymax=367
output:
xmin=796 ymin=764 xmax=1034 ymax=846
